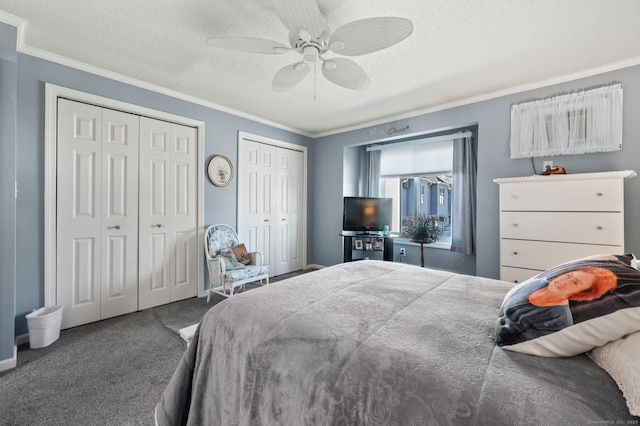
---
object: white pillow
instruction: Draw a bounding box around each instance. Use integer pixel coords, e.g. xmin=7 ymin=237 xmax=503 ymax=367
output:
xmin=588 ymin=331 xmax=640 ymax=416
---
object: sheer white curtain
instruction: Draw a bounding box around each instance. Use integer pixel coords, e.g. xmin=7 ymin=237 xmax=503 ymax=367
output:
xmin=510 ymin=83 xmax=622 ymax=158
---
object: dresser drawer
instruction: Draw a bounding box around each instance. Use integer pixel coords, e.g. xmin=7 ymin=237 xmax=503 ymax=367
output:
xmin=499 ymin=179 xmax=622 ymax=211
xmin=500 ymin=211 xmax=623 ymax=245
xmin=500 ymin=266 xmax=541 ymax=284
xmin=500 ymin=239 xmax=622 ymax=271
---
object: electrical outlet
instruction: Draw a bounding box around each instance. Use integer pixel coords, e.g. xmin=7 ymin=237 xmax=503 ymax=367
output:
xmin=399 ymin=248 xmax=406 ymax=256
xmin=543 ymin=160 xmax=553 ymax=171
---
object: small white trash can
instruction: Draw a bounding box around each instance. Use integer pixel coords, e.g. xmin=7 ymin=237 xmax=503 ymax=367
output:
xmin=25 ymin=306 xmax=64 ymax=349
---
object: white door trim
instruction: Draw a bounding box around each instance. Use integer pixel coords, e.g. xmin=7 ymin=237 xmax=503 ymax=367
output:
xmin=44 ymin=83 xmax=205 ymax=307
xmin=237 ymin=131 xmax=308 ymax=270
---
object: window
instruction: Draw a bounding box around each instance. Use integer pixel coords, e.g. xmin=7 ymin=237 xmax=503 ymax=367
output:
xmin=363 ymin=129 xmax=475 ymax=253
xmin=368 ymin=135 xmax=456 ymax=247
xmin=381 ymin=175 xmax=452 ymax=246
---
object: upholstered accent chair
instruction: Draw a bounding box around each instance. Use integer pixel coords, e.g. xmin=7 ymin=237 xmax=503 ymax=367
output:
xmin=204 ymin=224 xmax=269 ymax=301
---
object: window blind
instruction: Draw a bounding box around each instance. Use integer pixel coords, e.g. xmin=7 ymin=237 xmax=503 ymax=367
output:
xmin=378 ymin=140 xmax=452 ymax=177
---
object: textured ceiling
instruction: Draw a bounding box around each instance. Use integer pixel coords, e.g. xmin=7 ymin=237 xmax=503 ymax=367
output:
xmin=2 ymin=0 xmax=640 ymax=136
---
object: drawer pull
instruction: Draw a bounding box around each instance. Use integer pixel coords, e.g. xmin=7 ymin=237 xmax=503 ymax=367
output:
xmin=512 ymin=223 xmax=518 ymax=227
xmin=596 ymin=192 xmax=603 ymax=197
xmin=513 ymin=251 xmax=518 ymax=255
xmin=597 ymin=226 xmax=603 ymax=230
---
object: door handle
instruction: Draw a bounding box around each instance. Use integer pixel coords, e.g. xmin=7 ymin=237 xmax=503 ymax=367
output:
xmin=154 ymin=224 xmax=162 ymax=228
xmin=108 ymin=225 xmax=120 ymax=230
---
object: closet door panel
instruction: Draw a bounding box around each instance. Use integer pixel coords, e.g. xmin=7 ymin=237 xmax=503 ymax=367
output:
xmin=168 ymin=123 xmax=198 ymax=301
xmin=139 ymin=117 xmax=172 ymax=309
xmin=57 ymin=99 xmax=102 ymax=328
xmin=100 ymin=108 xmax=139 ymax=319
xmin=149 ymin=233 xmax=168 ymax=289
xmin=238 ymin=140 xmax=276 ymax=276
xmin=72 ymin=238 xmax=96 ymax=305
xmin=289 ymin=152 xmax=303 ymax=270
xmin=139 ymin=118 xmax=197 ymax=308
xmin=238 ymin=141 xmax=261 ymax=252
xmin=260 ymin=145 xmax=277 ymax=274
xmin=275 ymin=151 xmax=289 ymax=275
xmin=105 ymin=235 xmax=126 ymax=296
xmin=245 ymin=168 xmax=260 ymax=251
xmin=275 ymin=148 xmax=303 ymax=275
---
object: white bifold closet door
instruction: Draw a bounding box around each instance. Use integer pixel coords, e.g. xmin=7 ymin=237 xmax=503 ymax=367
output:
xmin=275 ymin=147 xmax=303 ymax=275
xmin=56 ymin=99 xmax=198 ymax=329
xmin=138 ymin=117 xmax=198 ymax=310
xmin=238 ymin=138 xmax=303 ymax=277
xmin=239 ymin=141 xmax=277 ymax=275
xmin=57 ymin=99 xmax=140 ymax=328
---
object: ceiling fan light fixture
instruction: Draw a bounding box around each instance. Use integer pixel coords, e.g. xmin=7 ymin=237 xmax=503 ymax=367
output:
xmin=302 ymin=45 xmax=318 ymax=62
xmin=323 ymin=60 xmax=337 ymax=71
xmin=329 ymin=40 xmax=345 ymax=52
xmin=293 ymin=62 xmax=308 ymax=71
xmin=298 ymin=28 xmax=312 ymax=42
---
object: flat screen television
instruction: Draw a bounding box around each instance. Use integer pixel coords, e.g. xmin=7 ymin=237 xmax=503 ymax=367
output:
xmin=343 ymin=197 xmax=392 ymax=233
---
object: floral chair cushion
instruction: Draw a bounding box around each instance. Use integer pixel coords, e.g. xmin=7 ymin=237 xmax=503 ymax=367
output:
xmin=223 ymin=265 xmax=269 ymax=284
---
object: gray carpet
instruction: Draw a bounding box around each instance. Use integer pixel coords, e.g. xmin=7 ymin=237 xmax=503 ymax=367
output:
xmin=0 ymin=271 xmax=313 ymax=425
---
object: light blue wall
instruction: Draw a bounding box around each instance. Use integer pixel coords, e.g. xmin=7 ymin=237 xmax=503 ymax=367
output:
xmin=11 ymin=52 xmax=313 ymax=338
xmin=3 ymin=15 xmax=640 ymax=368
xmin=0 ymin=22 xmax=17 ymax=365
xmin=311 ymin=65 xmax=640 ymax=279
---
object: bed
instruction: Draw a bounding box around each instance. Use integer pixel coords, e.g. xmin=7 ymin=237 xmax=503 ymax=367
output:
xmin=155 ymin=260 xmax=639 ymax=425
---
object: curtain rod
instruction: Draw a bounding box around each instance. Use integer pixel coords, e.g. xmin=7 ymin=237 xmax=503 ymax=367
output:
xmin=366 ymin=131 xmax=473 ymax=152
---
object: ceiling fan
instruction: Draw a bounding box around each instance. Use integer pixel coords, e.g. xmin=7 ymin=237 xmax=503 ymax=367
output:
xmin=207 ymin=0 xmax=413 ymax=92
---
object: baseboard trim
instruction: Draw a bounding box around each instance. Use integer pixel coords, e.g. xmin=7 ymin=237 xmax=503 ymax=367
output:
xmin=0 ymin=346 xmax=17 ymax=373
xmin=305 ymin=264 xmax=325 ymax=270
xmin=15 ymin=333 xmax=29 ymax=346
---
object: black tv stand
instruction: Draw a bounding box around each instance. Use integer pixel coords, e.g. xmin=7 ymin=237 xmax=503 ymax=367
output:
xmin=340 ymin=232 xmax=394 ymax=262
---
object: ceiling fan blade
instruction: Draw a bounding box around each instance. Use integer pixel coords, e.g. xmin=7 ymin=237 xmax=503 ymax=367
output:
xmin=207 ymin=37 xmax=291 ymax=54
xmin=329 ymin=17 xmax=413 ymax=56
xmin=272 ymin=62 xmax=310 ymax=92
xmin=321 ymin=58 xmax=370 ymax=91
xmin=271 ymin=0 xmax=323 ymax=40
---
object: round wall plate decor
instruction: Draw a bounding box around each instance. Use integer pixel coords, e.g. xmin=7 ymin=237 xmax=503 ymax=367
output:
xmin=208 ymin=155 xmax=234 ymax=187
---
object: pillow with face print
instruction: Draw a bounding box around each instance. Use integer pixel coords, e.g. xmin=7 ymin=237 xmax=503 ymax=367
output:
xmin=496 ymin=254 xmax=640 ymax=357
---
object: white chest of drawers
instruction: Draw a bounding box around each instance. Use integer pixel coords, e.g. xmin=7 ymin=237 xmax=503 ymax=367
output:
xmin=494 ymin=170 xmax=636 ymax=284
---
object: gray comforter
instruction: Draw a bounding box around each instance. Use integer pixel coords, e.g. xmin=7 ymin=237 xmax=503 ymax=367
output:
xmin=156 ymin=260 xmax=635 ymax=425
